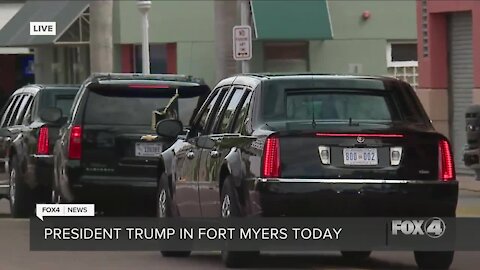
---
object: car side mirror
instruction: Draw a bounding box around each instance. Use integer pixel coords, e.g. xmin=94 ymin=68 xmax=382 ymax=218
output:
xmin=156 ymin=119 xmax=183 ymax=139
xmin=39 ymin=107 xmax=62 ymax=124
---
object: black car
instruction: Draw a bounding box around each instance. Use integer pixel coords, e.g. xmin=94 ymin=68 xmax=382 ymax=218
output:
xmin=0 ymin=84 xmax=80 ymax=217
xmin=155 ymin=74 xmax=458 ymax=268
xmin=52 ymin=73 xmax=210 ymax=216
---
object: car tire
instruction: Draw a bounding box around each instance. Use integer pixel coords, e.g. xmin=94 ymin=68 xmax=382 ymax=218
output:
xmin=9 ymin=156 xmax=33 ymax=218
xmin=158 ymin=173 xmax=191 ymax=258
xmin=221 ymin=176 xmax=259 ymax=268
xmin=341 ymin=251 xmax=371 ymax=264
xmin=414 ymin=251 xmax=454 ymax=269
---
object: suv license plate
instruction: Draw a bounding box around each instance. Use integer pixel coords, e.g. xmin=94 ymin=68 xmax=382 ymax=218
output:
xmin=343 ymin=148 xmax=378 ymax=165
xmin=135 ymin=143 xmax=162 ymax=157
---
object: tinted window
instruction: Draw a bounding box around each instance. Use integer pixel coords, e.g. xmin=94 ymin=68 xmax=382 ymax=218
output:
xmin=203 ymin=88 xmax=229 ymax=134
xmin=217 ymin=88 xmax=246 ymax=133
xmin=197 ymin=93 xmax=217 ymax=133
xmin=6 ymin=95 xmax=26 ymax=127
xmin=84 ymin=87 xmax=171 ymax=126
xmin=38 ymin=88 xmax=79 ymax=118
xmin=197 ymin=89 xmax=227 ymax=135
xmin=14 ymin=95 xmax=32 ymax=125
xmin=285 ymin=92 xmax=392 ymax=122
xmin=0 ymin=96 xmax=17 ymax=127
xmin=177 ymin=97 xmax=202 ymax=126
xmin=233 ymin=91 xmax=253 ymax=133
xmin=264 ymin=90 xmax=396 ymax=122
xmin=22 ymin=98 xmax=34 ymax=125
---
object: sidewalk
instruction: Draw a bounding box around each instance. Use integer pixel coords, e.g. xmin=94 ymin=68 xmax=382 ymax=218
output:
xmin=458 ymin=174 xmax=480 ymax=192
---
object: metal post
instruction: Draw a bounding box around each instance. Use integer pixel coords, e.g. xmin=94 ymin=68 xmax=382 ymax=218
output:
xmin=90 ymin=0 xmax=113 ymax=74
xmin=137 ymin=0 xmax=151 ymax=74
xmin=240 ymin=0 xmax=250 ymax=73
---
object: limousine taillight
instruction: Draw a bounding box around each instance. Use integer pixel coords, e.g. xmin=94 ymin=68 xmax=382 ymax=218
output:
xmin=262 ymin=136 xmax=280 ymax=178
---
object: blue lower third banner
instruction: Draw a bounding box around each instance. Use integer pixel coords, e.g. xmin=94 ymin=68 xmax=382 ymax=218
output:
xmin=29 ymin=217 xmax=480 ymax=251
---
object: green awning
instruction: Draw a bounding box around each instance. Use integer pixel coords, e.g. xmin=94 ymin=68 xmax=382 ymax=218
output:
xmin=250 ymin=0 xmax=333 ymax=40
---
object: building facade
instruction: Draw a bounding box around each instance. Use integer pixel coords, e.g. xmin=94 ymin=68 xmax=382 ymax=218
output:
xmin=0 ymin=0 xmax=34 ymax=102
xmin=416 ymin=0 xmax=480 ymax=173
xmin=0 ymin=0 xmax=418 ymax=88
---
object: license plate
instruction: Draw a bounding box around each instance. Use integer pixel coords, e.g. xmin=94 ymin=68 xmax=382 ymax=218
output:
xmin=135 ymin=143 xmax=162 ymax=157
xmin=343 ymin=148 xmax=378 ymax=165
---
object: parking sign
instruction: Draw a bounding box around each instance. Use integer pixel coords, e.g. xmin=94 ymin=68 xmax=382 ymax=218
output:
xmin=233 ymin=25 xmax=252 ymax=61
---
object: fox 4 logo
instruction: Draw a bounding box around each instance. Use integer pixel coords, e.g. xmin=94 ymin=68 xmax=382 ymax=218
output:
xmin=391 ymin=217 xmax=446 ymax=238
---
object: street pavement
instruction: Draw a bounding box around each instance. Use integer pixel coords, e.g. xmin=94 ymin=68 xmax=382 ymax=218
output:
xmin=1 ymin=176 xmax=480 ymax=269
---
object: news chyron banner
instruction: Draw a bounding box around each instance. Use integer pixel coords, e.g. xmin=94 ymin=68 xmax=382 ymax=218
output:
xmin=30 ymin=204 xmax=480 ymax=251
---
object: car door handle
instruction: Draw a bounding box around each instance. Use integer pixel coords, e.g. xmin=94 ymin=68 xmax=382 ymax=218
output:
xmin=210 ymin=150 xmax=220 ymax=159
xmin=186 ymin=151 xmax=195 ymax=159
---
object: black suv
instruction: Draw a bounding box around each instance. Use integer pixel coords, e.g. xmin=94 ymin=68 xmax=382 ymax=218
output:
xmin=0 ymin=84 xmax=79 ymax=217
xmin=156 ymin=74 xmax=458 ymax=269
xmin=52 ymin=73 xmax=210 ymax=216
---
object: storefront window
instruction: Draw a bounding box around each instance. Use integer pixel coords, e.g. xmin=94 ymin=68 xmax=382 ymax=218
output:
xmin=387 ymin=42 xmax=418 ymax=89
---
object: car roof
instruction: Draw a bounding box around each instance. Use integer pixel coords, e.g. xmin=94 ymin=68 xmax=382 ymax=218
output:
xmin=215 ymin=73 xmax=403 ymax=90
xmin=12 ymin=84 xmax=81 ymax=95
xmin=88 ymin=73 xmax=207 ymax=86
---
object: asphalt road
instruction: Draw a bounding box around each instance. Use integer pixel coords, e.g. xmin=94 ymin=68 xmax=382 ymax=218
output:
xmin=0 ymin=191 xmax=479 ymax=270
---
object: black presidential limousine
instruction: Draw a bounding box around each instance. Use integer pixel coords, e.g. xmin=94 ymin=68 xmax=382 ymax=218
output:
xmin=155 ymin=74 xmax=458 ymax=269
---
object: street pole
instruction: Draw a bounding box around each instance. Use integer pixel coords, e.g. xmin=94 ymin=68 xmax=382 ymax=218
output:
xmin=240 ymin=0 xmax=250 ymax=73
xmin=214 ymin=1 xmax=237 ymax=82
xmin=90 ymin=0 xmax=113 ymax=73
xmin=137 ymin=0 xmax=151 ymax=74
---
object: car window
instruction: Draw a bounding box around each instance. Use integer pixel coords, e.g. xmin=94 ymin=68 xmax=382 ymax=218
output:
xmin=232 ymin=91 xmax=253 ymax=133
xmin=217 ymin=88 xmax=246 ymax=133
xmin=14 ymin=95 xmax=33 ymax=125
xmin=203 ymin=87 xmax=229 ymax=134
xmin=38 ymin=88 xmax=79 ymax=118
xmin=84 ymin=87 xmax=171 ymax=126
xmin=7 ymin=95 xmax=27 ymax=127
xmin=196 ymin=88 xmax=224 ymax=135
xmin=284 ymin=92 xmax=392 ymax=122
xmin=3 ymin=95 xmax=22 ymax=127
xmin=68 ymin=85 xmax=85 ymax=124
xmin=178 ymin=97 xmax=202 ymax=126
xmin=0 ymin=95 xmax=16 ymax=128
xmin=21 ymin=97 xmax=35 ymax=126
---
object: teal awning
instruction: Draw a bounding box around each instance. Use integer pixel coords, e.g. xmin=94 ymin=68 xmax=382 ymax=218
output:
xmin=250 ymin=0 xmax=333 ymax=40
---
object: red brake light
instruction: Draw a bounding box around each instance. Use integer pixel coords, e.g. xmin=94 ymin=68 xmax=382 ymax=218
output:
xmin=438 ymin=139 xmax=454 ymax=181
xmin=128 ymin=84 xmax=170 ymax=89
xmin=262 ymin=136 xmax=280 ymax=178
xmin=316 ymin=133 xmax=404 ymax=138
xmin=37 ymin=126 xmax=49 ymax=155
xmin=68 ymin=125 xmax=82 ymax=160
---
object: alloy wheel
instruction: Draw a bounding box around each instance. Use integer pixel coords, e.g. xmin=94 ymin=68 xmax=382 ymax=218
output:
xmin=221 ymin=194 xmax=231 ymax=218
xmin=51 ymin=189 xmax=61 ymax=204
xmin=9 ymin=169 xmax=16 ymax=207
xmin=158 ymin=189 xmax=167 ymax=218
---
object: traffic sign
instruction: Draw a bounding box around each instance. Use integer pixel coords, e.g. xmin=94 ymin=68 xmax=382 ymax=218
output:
xmin=233 ymin=25 xmax=252 ymax=61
